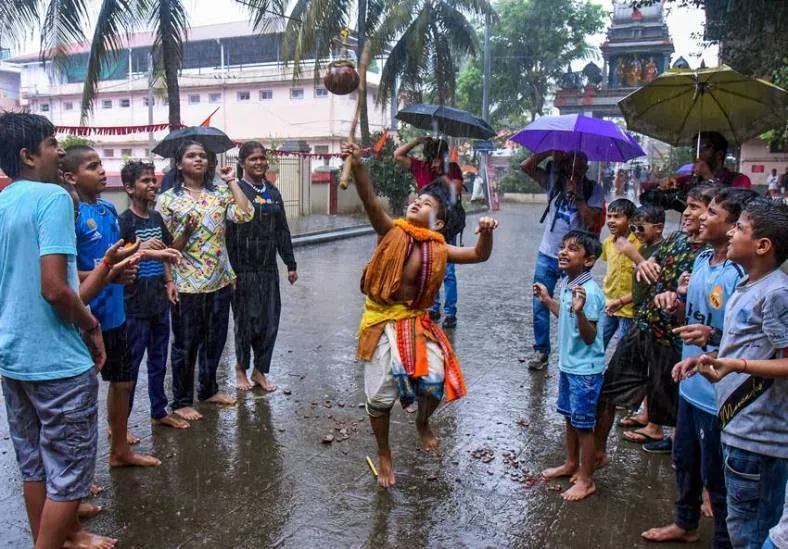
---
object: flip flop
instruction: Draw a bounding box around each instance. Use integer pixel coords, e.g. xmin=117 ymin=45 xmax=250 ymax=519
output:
xmin=622 ymin=428 xmax=663 ymax=444
xmin=618 ymin=415 xmax=647 ymax=428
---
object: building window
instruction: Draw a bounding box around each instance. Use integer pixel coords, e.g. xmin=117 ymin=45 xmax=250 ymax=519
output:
xmin=188 ymin=94 xmax=200 ymax=104
xmin=102 ymin=100 xmax=112 ymax=109
xmin=237 ymin=91 xmax=251 ymax=102
xmin=142 ymin=96 xmax=154 ymax=107
xmin=314 ymin=87 xmax=328 ymax=97
xmin=40 ymin=103 xmax=50 ymax=112
xmin=63 ymin=102 xmax=73 ymax=111
xmin=209 ymin=92 xmax=222 ymax=103
xmin=290 ymin=88 xmax=304 ymax=100
xmin=103 ymin=149 xmax=114 ymax=158
xmin=121 ymin=148 xmax=133 ymax=157
xmin=314 ymin=145 xmax=330 ymax=167
xmin=144 ymin=148 xmax=150 ymax=157
xmin=120 ymin=98 xmax=131 ymax=108
xmin=259 ymin=90 xmax=273 ymax=100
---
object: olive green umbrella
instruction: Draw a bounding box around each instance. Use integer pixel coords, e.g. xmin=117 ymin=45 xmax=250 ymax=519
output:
xmin=617 ymin=65 xmax=788 ymax=148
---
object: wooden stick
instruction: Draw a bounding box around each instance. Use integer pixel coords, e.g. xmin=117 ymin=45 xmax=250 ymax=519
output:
xmin=340 ymin=42 xmax=373 ymax=189
xmin=366 ymin=455 xmax=378 ymax=478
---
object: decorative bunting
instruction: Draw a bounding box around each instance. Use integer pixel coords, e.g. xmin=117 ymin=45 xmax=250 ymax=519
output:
xmin=54 ymin=123 xmax=183 ymax=136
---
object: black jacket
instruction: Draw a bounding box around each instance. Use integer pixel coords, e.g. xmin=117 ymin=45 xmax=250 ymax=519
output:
xmin=226 ymin=180 xmax=296 ymax=273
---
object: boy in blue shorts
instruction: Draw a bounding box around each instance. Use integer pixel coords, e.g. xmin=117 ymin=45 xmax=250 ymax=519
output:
xmin=534 ymin=229 xmax=605 ymax=502
xmin=0 ymin=113 xmax=118 ymax=548
xmin=642 ymin=188 xmax=757 ymax=547
xmin=63 ymin=145 xmax=162 ymax=468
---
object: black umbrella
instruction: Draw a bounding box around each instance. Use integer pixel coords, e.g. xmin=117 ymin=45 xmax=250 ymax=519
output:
xmin=152 ymin=126 xmax=236 ymax=158
xmin=395 ymin=103 xmax=495 ymax=140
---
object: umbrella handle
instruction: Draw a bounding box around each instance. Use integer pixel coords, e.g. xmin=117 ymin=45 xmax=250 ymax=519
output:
xmin=340 ymin=43 xmax=372 ymax=190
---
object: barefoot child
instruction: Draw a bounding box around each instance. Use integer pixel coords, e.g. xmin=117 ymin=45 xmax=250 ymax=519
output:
xmin=119 ymin=161 xmax=188 ymax=430
xmin=534 ymin=230 xmax=605 ymax=502
xmin=0 ymin=113 xmax=118 ymax=548
xmin=641 ymin=188 xmax=757 ymax=546
xmin=64 ymin=145 xmax=162 ymax=468
xmin=342 ymin=143 xmax=498 ymax=488
xmin=598 ymin=198 xmax=639 ymax=349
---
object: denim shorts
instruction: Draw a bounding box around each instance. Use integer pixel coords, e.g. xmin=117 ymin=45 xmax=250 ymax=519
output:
xmin=2 ymin=368 xmax=98 ymax=501
xmin=557 ymin=371 xmax=604 ymax=430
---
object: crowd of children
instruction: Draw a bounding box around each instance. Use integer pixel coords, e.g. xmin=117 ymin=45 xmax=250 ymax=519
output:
xmin=1 ymin=111 xmax=786 ymax=549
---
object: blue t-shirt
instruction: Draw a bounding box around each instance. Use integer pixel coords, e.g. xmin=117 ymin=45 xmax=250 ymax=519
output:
xmin=0 ymin=181 xmax=93 ymax=381
xmin=679 ymin=251 xmax=744 ymax=415
xmin=76 ymin=199 xmax=125 ymax=330
xmin=557 ymin=271 xmax=606 ymax=375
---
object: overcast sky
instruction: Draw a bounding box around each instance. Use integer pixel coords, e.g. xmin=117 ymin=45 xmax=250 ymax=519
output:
xmin=10 ymin=0 xmax=718 ymax=68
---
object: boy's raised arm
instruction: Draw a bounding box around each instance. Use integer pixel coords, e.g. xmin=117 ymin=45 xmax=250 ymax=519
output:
xmin=447 ymin=217 xmax=498 ymax=264
xmin=342 ymin=143 xmax=394 ymax=236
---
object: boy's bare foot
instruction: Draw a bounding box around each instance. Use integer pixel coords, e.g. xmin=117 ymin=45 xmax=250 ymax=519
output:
xmin=561 ymin=478 xmax=596 ymax=501
xmin=110 ymin=451 xmax=162 ymax=468
xmin=89 ymin=483 xmax=104 ymax=497
xmin=377 ymin=451 xmax=396 ymax=488
xmin=152 ymin=415 xmax=190 ymax=429
xmin=77 ymin=503 xmax=102 ymax=520
xmin=251 ymin=370 xmax=277 ymax=392
xmin=174 ymin=407 xmax=203 ymax=421
xmin=595 ymin=453 xmax=610 ymax=470
xmin=207 ymin=392 xmax=237 ymax=406
xmin=64 ymin=528 xmax=118 ymax=549
xmin=416 ymin=421 xmax=439 ymax=451
xmin=701 ymin=488 xmax=713 ymax=518
xmin=126 ymin=431 xmax=140 ymax=445
xmin=641 ymin=524 xmax=699 ymax=543
xmin=542 ymin=462 xmax=578 ymax=480
xmin=235 ymin=366 xmax=253 ymax=391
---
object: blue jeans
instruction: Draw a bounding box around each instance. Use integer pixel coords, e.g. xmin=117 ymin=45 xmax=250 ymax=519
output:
xmin=673 ymin=397 xmax=731 ymax=548
xmin=602 ymin=314 xmax=633 ymax=349
xmin=430 ymin=236 xmax=457 ymax=317
xmin=532 ymin=252 xmax=561 ymax=354
xmin=127 ymin=311 xmax=171 ymax=420
xmin=556 ymin=371 xmax=604 ymax=430
xmin=723 ymin=444 xmax=788 ymax=549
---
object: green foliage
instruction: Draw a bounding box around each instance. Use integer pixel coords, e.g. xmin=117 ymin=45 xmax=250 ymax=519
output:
xmin=662 ymin=146 xmax=694 ymax=175
xmin=366 ymin=133 xmax=415 ymax=216
xmin=497 ymin=149 xmax=543 ymax=194
xmin=455 ymin=0 xmax=605 ymax=129
xmin=59 ymin=136 xmax=94 ymax=150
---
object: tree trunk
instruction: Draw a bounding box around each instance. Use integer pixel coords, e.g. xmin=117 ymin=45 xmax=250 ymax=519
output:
xmin=160 ymin=4 xmax=182 ymax=127
xmin=356 ymin=0 xmax=370 ymax=146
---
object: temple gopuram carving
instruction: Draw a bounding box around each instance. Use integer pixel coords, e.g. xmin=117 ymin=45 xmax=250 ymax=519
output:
xmin=555 ymin=0 xmax=675 ymax=117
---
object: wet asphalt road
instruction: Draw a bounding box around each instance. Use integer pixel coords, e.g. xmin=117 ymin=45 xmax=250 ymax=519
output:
xmin=0 ymin=203 xmax=709 ymax=548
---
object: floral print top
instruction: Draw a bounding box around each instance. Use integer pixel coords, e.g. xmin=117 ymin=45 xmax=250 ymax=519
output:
xmin=635 ymin=230 xmax=707 ymax=346
xmin=156 ymin=183 xmax=253 ymax=294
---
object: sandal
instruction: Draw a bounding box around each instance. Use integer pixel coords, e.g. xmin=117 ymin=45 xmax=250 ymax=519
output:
xmin=618 ymin=414 xmax=647 ymax=428
xmin=622 ymin=428 xmax=663 ymax=444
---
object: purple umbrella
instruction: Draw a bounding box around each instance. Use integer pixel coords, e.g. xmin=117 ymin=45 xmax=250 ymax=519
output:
xmin=677 ymin=162 xmax=694 ymax=175
xmin=510 ymin=114 xmax=645 ymax=161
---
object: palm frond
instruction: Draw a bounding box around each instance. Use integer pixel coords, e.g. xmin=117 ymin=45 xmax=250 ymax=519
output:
xmin=40 ymin=0 xmax=91 ymax=69
xmin=150 ymin=0 xmax=188 ymax=126
xmin=79 ymin=0 xmax=144 ymax=122
xmin=281 ymin=0 xmax=351 ymax=80
xmin=376 ymin=7 xmax=431 ymax=106
xmin=0 ymin=0 xmax=40 ymax=47
xmin=239 ymin=0 xmax=287 ymax=33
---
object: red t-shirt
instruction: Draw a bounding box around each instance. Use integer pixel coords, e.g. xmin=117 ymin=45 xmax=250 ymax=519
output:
xmin=410 ymin=159 xmax=463 ymax=190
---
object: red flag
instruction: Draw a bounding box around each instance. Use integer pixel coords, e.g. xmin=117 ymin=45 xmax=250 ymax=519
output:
xmin=200 ymin=107 xmax=221 ymax=127
xmin=449 ymin=146 xmax=459 ymax=163
xmin=373 ymin=129 xmax=389 ymax=153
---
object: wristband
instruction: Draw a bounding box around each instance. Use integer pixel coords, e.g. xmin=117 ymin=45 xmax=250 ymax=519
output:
xmin=101 ymin=256 xmax=112 ymax=269
xmin=741 ymin=359 xmax=748 ymax=373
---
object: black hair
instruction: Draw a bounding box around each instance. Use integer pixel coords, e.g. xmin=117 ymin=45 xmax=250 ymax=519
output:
xmin=419 ymin=180 xmax=449 ymax=222
xmin=237 ymin=140 xmax=266 ymax=180
xmin=0 ymin=112 xmax=56 ymax=178
xmin=607 ymin=198 xmax=637 ymax=218
xmin=694 ymin=131 xmax=729 ymax=156
xmin=686 ymin=183 xmax=721 ymax=205
xmin=121 ymin=160 xmax=156 ymax=188
xmin=562 ymin=229 xmax=602 ymax=262
xmin=743 ymin=198 xmax=788 ymax=265
xmin=172 ymin=140 xmax=214 ymax=193
xmin=62 ymin=144 xmax=96 ymax=174
xmin=423 ymin=139 xmax=449 ymax=163
xmin=712 ymin=188 xmax=759 ymax=223
xmin=632 ymin=204 xmax=665 ymax=224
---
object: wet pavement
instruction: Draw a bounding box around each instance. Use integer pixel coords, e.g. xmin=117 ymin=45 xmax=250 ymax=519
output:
xmin=0 ymin=203 xmax=710 ymax=548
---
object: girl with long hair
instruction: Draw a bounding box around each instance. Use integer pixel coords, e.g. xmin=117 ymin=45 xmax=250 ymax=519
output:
xmin=156 ymin=141 xmax=253 ymax=421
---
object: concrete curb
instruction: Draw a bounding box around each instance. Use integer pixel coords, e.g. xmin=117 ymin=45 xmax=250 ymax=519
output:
xmin=292 ymin=207 xmax=491 ymax=248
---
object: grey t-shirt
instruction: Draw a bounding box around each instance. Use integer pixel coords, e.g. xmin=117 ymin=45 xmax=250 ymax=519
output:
xmin=715 ymin=269 xmax=788 ymax=459
xmin=538 ymin=178 xmax=604 ymax=258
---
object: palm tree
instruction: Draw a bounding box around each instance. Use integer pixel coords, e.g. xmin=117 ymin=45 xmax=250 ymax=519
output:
xmin=273 ymin=0 xmax=492 ymax=146
xmin=2 ymin=0 xmax=281 ymax=127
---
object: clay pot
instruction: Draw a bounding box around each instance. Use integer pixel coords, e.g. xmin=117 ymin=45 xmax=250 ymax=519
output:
xmin=323 ymin=60 xmax=360 ymax=95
